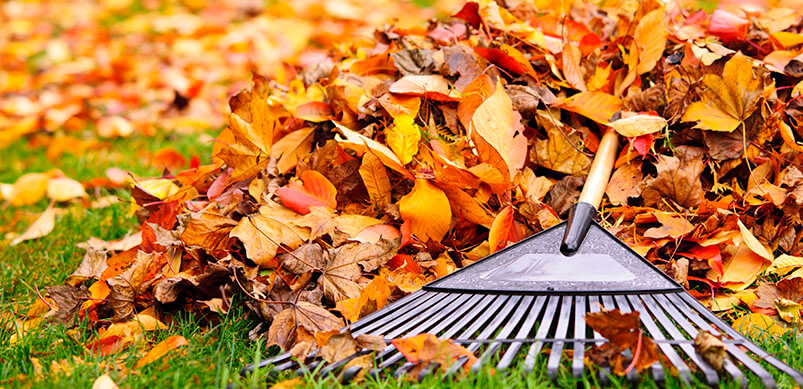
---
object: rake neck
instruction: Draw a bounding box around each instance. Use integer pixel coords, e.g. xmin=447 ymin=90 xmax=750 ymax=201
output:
xmin=560 ymin=129 xmax=618 ymax=255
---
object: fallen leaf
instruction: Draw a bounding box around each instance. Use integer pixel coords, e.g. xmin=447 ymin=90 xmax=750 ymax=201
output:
xmin=608 ymin=114 xmax=666 ymax=138
xmin=135 ymin=335 xmax=188 ymax=368
xmin=91 ymin=374 xmax=119 ymax=389
xmin=681 ymin=53 xmax=767 ymax=132
xmin=391 ymin=333 xmax=477 ymax=375
xmin=230 ymin=203 xmax=310 ymax=267
xmin=693 ymin=330 xmax=725 ymax=371
xmin=277 ymin=170 xmax=337 ymax=215
xmin=557 ymin=91 xmax=622 ymax=124
xmin=634 ymin=8 xmax=667 ymax=75
xmin=605 ymin=161 xmax=642 ymax=206
xmin=641 ymin=147 xmax=704 ymax=209
xmin=585 ymin=309 xmax=659 ymax=375
xmin=11 ymin=205 xmax=56 ymax=246
xmin=386 ymin=116 xmax=421 ymax=165
xmin=731 ymin=313 xmax=790 ymax=341
xmin=469 ymin=80 xmax=527 ymax=178
xmin=359 ymin=151 xmax=391 ymax=208
xmin=399 ymin=179 xmax=452 ymax=242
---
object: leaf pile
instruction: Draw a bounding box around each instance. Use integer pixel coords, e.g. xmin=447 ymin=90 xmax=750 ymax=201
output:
xmin=12 ymin=0 xmax=803 ymax=376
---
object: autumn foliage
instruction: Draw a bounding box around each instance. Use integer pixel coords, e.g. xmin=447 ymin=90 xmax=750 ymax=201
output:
xmin=7 ymin=0 xmax=803 ymax=379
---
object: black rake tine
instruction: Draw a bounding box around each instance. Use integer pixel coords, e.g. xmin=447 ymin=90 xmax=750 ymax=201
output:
xmin=623 ymin=295 xmax=690 ymax=384
xmin=587 ymin=295 xmax=614 ymax=384
xmin=523 ymin=295 xmax=560 ymax=373
xmin=472 ymin=295 xmax=534 ymax=372
xmin=638 ymin=294 xmax=720 ymax=385
xmin=572 ymin=295 xmax=587 ymax=379
xmin=546 ymin=295 xmax=572 ymax=380
xmin=666 ymin=293 xmax=774 ymax=388
xmin=497 ymin=295 xmax=546 ymax=370
xmin=652 ymin=294 xmax=746 ymax=388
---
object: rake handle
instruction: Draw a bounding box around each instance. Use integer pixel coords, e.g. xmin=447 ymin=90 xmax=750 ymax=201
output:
xmin=560 ymin=128 xmax=618 ymax=255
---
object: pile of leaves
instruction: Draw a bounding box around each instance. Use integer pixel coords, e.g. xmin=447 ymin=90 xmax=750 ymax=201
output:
xmin=11 ymin=0 xmax=803 ymax=379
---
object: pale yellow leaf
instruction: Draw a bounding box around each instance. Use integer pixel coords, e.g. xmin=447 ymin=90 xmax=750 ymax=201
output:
xmin=11 ymin=205 xmax=56 ymax=246
xmin=737 ymin=219 xmax=773 ymax=261
xmin=470 ymin=80 xmax=527 ymax=178
xmin=91 ymin=374 xmax=119 ymax=389
xmin=333 ymin=121 xmax=412 ymax=178
xmin=608 ymin=114 xmax=666 ymax=137
xmin=47 ymin=177 xmax=86 ymax=202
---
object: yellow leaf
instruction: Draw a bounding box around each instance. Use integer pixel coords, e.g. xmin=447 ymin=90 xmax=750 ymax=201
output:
xmin=470 ymin=80 xmax=527 ymax=178
xmin=271 ymin=377 xmax=305 ymax=389
xmin=737 ymin=219 xmax=773 ymax=261
xmin=11 ymin=205 xmax=56 ymax=246
xmin=358 ymin=152 xmax=391 ymax=208
xmin=135 ymin=335 xmax=188 ymax=368
xmin=47 ymin=177 xmax=86 ymax=202
xmin=732 ymin=313 xmax=790 ymax=341
xmin=716 ymin=242 xmax=768 ymax=290
xmin=767 ymin=254 xmax=803 ymax=276
xmin=634 ymin=7 xmax=667 ymax=74
xmin=9 ymin=173 xmax=49 ymax=206
xmin=333 ymin=121 xmax=412 ymax=178
xmin=270 ymin=127 xmax=315 ymax=175
xmin=386 ymin=116 xmax=421 ymax=165
xmin=681 ymin=53 xmax=766 ymax=132
xmin=608 ymin=114 xmax=666 ymax=138
xmin=399 ymin=179 xmax=451 ymax=242
xmin=775 ymin=298 xmax=802 ymax=324
xmin=533 ymin=111 xmax=592 ymax=175
xmin=134 ymin=307 xmax=167 ymax=331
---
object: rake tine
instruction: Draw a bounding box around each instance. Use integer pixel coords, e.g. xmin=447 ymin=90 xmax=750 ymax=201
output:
xmin=444 ymin=355 xmax=470 ymax=379
xmin=572 ymin=296 xmax=587 ymax=379
xmin=523 ymin=295 xmax=560 ymax=373
xmin=355 ymin=292 xmax=453 ymax=335
xmin=466 ymin=294 xmax=523 ymax=353
xmin=678 ymin=293 xmax=803 ymax=387
xmin=667 ymin=294 xmax=774 ymax=388
xmin=588 ymin=295 xmax=613 ymax=384
xmin=472 ymin=295 xmax=535 ymax=372
xmin=296 ymin=359 xmax=323 ymax=377
xmin=471 ymin=295 xmax=527 ymax=372
xmin=497 ymin=295 xmax=546 ymax=370
xmin=610 ymin=295 xmax=643 ymax=383
xmin=369 ymin=295 xmax=497 ymax=377
xmin=652 ymin=294 xmax=746 ymax=388
xmin=340 ymin=365 xmax=362 ymax=384
xmin=638 ymin=294 xmax=720 ymax=385
xmin=416 ymin=362 xmax=440 ymax=382
xmin=623 ymin=295 xmax=689 ymax=384
xmin=547 ymin=295 xmax=573 ymax=380
xmin=377 ymin=293 xmax=466 ymax=337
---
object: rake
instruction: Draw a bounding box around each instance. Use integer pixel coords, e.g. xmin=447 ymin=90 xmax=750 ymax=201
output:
xmin=241 ymin=129 xmax=803 ymax=387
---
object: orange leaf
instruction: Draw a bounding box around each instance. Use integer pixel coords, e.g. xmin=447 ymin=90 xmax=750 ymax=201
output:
xmin=399 ymin=179 xmax=452 ymax=242
xmin=557 ymin=91 xmax=622 ymax=124
xmin=488 ymin=205 xmax=522 ymax=253
xmin=277 ymin=170 xmax=337 ymax=215
xmin=135 ymin=335 xmax=189 ymax=368
xmin=391 ymin=334 xmax=477 ymax=373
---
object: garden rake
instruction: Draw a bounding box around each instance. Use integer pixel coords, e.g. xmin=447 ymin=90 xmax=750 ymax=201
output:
xmin=242 ymin=129 xmax=803 ymax=387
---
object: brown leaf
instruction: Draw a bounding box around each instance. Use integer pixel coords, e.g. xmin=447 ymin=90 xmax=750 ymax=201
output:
xmin=641 ymin=147 xmax=705 ymax=209
xmin=229 ymin=203 xmax=310 ymax=267
xmin=605 ymin=161 xmax=643 ymax=206
xmin=585 ymin=309 xmax=660 ymax=375
xmin=359 ymin=151 xmax=391 ymax=208
xmin=693 ymin=330 xmax=725 ymax=371
xmin=533 ymin=111 xmax=592 ymax=175
xmin=391 ymin=333 xmax=477 ymax=375
xmin=268 ymin=302 xmax=343 ymax=351
xmin=180 ymin=212 xmax=237 ymax=253
xmin=46 ymin=285 xmax=90 ymax=324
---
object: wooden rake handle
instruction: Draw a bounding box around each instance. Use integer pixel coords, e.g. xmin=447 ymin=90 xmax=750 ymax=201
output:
xmin=560 ymin=128 xmax=619 ymax=255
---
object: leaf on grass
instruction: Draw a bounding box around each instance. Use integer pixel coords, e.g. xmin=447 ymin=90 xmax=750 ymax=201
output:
xmin=268 ymin=302 xmax=343 ymax=351
xmin=11 ymin=205 xmax=56 ymax=246
xmin=731 ymin=313 xmax=790 ymax=341
xmin=693 ymin=331 xmax=725 ymax=371
xmin=91 ymin=374 xmax=119 ymax=389
xmin=135 ymin=335 xmax=188 ymax=368
xmin=399 ymin=179 xmax=452 ymax=242
xmin=47 ymin=177 xmax=86 ymax=202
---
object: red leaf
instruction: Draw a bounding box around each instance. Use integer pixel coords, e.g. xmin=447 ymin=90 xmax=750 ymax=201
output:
xmin=708 ymin=9 xmax=748 ymax=43
xmin=679 ymin=245 xmax=723 ymax=277
xmin=453 ymin=2 xmax=481 ymax=28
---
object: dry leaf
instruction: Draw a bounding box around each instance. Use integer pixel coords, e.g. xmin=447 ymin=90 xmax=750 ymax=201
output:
xmin=135 ymin=335 xmax=188 ymax=368
xmin=399 ymin=179 xmax=452 ymax=242
xmin=11 ymin=205 xmax=56 ymax=246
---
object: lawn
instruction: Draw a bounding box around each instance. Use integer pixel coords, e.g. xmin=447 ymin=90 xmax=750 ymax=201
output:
xmin=1 ymin=133 xmax=802 ymax=388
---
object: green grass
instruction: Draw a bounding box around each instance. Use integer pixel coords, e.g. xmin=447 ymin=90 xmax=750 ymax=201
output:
xmin=2 ymin=130 xmax=802 ymax=388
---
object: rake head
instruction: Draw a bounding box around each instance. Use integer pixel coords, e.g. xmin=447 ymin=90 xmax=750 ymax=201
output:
xmin=241 ymin=222 xmax=803 ymax=387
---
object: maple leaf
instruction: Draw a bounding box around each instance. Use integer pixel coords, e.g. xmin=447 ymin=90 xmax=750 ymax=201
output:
xmin=682 ymin=53 xmax=768 ymax=132
xmin=268 ymin=302 xmax=344 ymax=351
xmin=391 ymin=334 xmax=477 ymax=375
xmin=229 ymin=203 xmax=310 ymax=268
xmin=641 ymin=147 xmax=705 ymax=210
xmin=212 ymin=75 xmax=277 ymax=182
